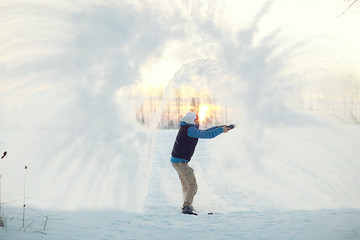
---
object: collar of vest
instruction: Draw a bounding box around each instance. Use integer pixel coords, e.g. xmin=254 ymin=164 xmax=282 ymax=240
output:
xmin=180 ymin=121 xmax=199 ymax=128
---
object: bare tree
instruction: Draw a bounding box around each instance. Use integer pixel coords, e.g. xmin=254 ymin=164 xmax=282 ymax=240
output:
xmin=175 ymin=89 xmax=181 ymax=126
xmin=339 ymin=0 xmax=359 ymax=16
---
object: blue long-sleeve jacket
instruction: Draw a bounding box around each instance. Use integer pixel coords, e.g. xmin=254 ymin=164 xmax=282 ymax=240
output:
xmin=171 ymin=121 xmax=224 ymax=163
xmin=187 ymin=124 xmax=223 ymax=139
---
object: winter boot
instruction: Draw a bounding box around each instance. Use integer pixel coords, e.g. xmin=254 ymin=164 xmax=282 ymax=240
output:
xmin=182 ymin=205 xmax=197 ymax=215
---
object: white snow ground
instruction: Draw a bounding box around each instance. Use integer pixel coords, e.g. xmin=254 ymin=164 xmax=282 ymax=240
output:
xmin=1 ymin=206 xmax=360 ymax=240
xmin=1 ymin=122 xmax=360 ymax=240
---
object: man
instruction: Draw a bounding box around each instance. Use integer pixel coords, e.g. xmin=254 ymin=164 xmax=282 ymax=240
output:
xmin=171 ymin=111 xmax=232 ymax=215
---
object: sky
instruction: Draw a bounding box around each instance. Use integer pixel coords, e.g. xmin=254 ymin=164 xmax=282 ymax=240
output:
xmin=0 ymin=0 xmax=360 ymax=212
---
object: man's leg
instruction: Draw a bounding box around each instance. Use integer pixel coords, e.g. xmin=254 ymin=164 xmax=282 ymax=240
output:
xmin=172 ymin=162 xmax=198 ymax=209
xmin=179 ymin=175 xmax=188 ymax=201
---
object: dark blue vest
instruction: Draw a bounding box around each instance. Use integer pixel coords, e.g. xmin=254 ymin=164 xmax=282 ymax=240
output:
xmin=171 ymin=125 xmax=199 ymax=161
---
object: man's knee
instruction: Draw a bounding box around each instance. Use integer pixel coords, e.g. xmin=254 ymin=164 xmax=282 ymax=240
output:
xmin=188 ymin=178 xmax=197 ymax=191
xmin=193 ymin=182 xmax=198 ymax=192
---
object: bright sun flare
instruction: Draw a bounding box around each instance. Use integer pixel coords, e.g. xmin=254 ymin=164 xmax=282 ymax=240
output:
xmin=198 ymin=105 xmax=210 ymax=122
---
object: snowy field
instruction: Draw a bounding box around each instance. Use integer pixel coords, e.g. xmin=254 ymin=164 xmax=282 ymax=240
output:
xmin=1 ymin=124 xmax=360 ymax=240
xmin=1 ymin=206 xmax=360 ymax=240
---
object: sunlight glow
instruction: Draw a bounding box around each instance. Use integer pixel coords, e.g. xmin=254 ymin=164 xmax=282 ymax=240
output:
xmin=199 ymin=104 xmax=210 ymax=122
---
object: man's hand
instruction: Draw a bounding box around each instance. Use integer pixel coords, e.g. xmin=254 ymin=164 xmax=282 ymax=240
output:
xmin=221 ymin=124 xmax=235 ymax=133
xmin=222 ymin=126 xmax=230 ymax=133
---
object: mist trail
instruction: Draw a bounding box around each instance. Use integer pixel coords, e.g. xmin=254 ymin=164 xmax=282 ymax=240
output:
xmin=0 ymin=2 xmax=154 ymax=213
xmin=1 ymin=0 xmax=359 ymax=214
xmin=143 ymin=1 xmax=360 ymax=211
xmin=144 ymin=62 xmax=188 ymax=210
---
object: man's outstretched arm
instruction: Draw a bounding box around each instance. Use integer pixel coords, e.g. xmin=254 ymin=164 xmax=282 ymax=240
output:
xmin=187 ymin=125 xmax=231 ymax=138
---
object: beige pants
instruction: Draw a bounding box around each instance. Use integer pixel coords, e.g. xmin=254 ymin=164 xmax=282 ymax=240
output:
xmin=172 ymin=162 xmax=198 ymax=209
